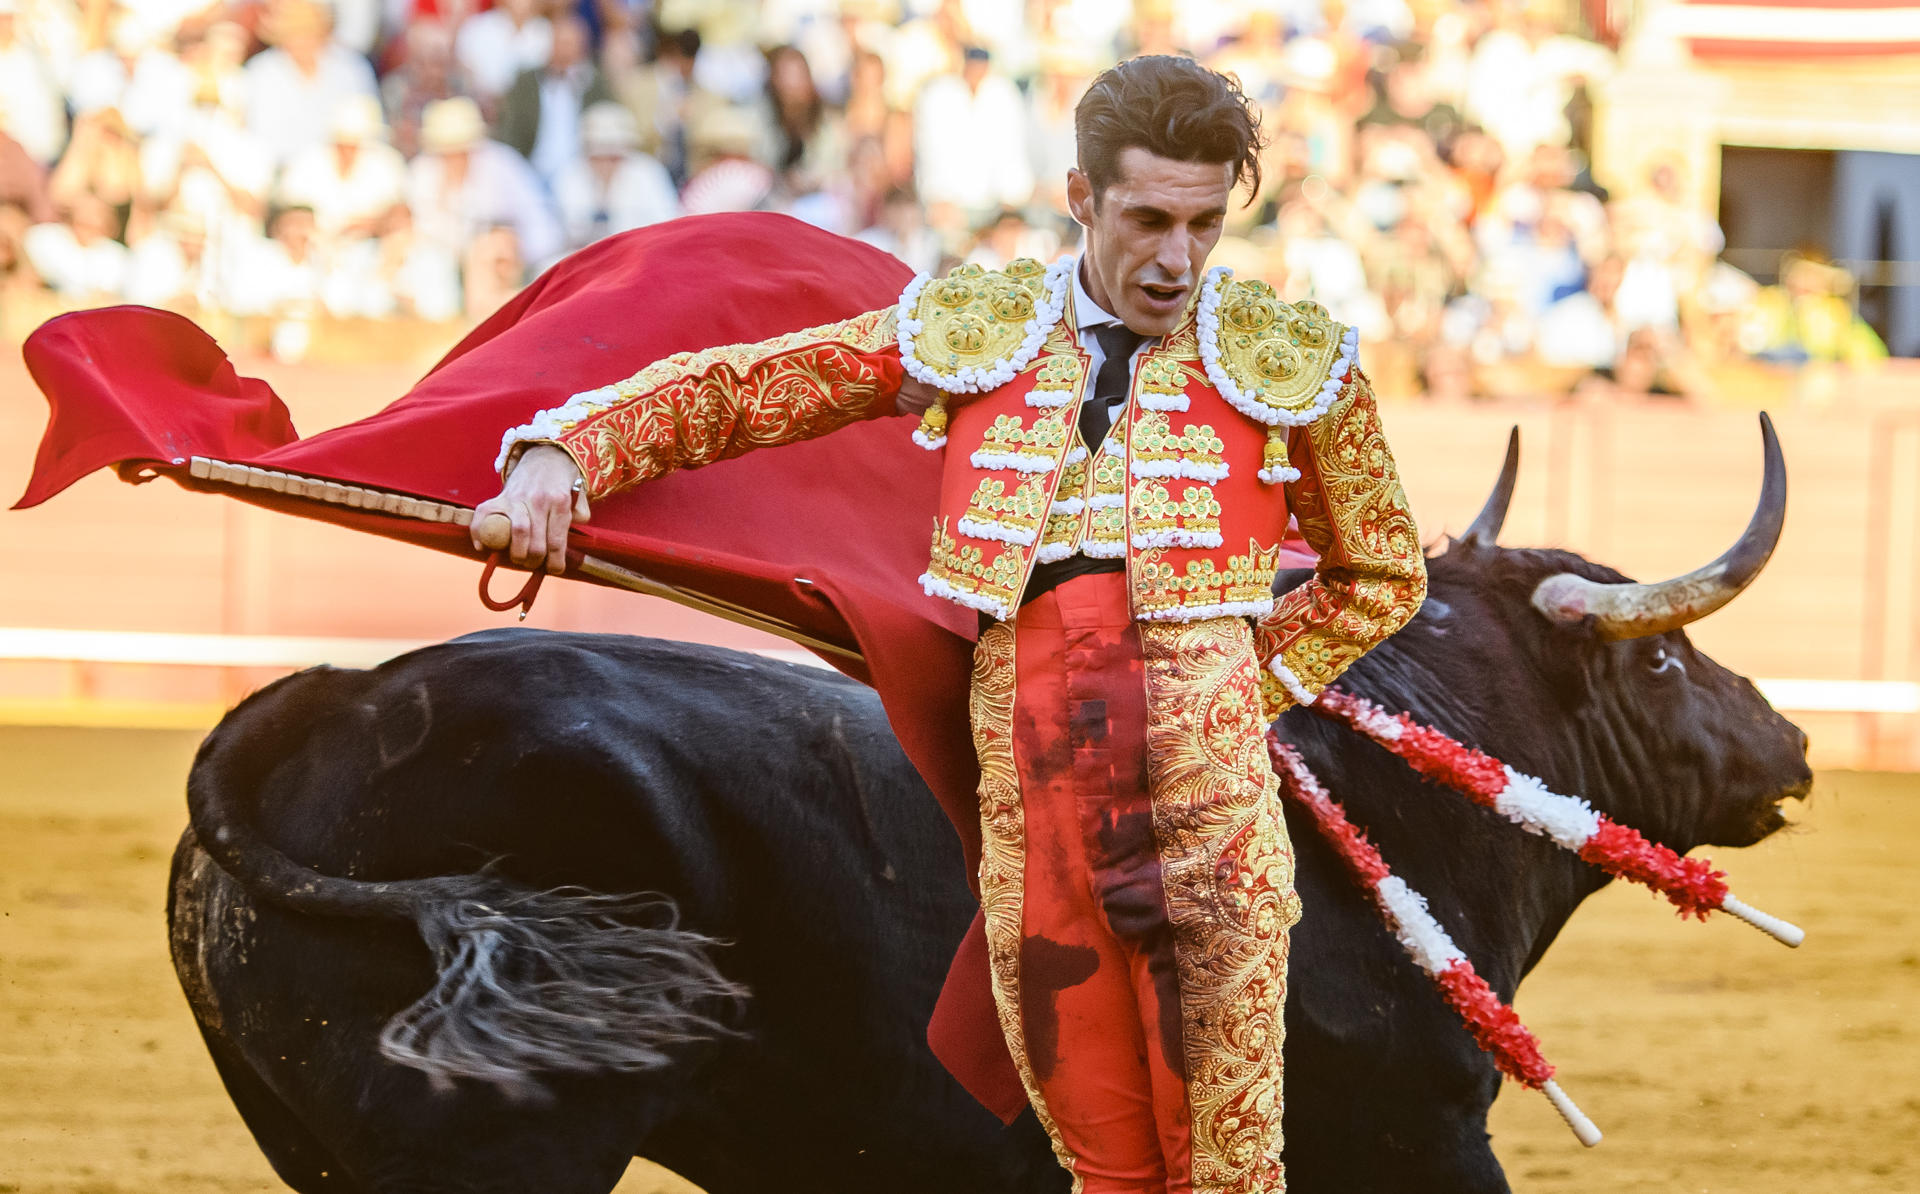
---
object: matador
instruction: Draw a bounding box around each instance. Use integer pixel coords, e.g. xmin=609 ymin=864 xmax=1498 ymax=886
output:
xmin=479 ymin=56 xmax=1426 ymax=1194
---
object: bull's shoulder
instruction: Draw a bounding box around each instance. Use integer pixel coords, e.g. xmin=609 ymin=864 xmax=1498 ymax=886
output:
xmin=1199 ymin=270 xmax=1358 ymax=428
xmin=897 ymin=257 xmax=1071 ymax=393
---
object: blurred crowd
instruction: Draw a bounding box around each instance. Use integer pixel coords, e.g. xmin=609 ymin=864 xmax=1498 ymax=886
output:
xmin=0 ymin=0 xmax=1890 ymax=380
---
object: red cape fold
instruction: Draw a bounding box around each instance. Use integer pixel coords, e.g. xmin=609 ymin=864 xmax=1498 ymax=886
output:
xmin=17 ymin=212 xmax=1031 ymax=1119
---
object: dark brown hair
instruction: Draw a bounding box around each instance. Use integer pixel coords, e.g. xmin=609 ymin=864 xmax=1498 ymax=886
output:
xmin=1075 ymin=55 xmax=1265 ymax=203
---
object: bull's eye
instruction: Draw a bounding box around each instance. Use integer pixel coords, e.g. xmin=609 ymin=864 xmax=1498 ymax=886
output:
xmin=1649 ymin=647 xmax=1685 ymax=676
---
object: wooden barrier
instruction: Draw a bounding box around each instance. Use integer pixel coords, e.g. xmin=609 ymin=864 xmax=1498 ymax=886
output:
xmin=2 ymin=352 xmax=1915 ymax=768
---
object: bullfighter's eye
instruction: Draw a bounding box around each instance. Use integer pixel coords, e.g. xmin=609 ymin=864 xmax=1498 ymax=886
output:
xmin=1649 ymin=646 xmax=1685 ymax=676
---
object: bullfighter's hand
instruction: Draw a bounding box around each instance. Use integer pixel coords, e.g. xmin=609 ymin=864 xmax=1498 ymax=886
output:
xmin=896 ymin=376 xmax=940 ymax=416
xmin=472 ymin=445 xmax=591 ymax=574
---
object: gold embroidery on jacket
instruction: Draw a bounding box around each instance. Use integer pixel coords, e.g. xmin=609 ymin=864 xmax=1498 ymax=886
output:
xmin=1134 ymin=541 xmax=1287 ymax=618
xmin=1130 ymin=483 xmax=1223 ymax=539
xmin=1139 ymin=353 xmax=1200 ymax=395
xmin=558 ymin=307 xmax=898 ymax=496
xmin=960 ymin=475 xmax=1053 ymax=544
xmin=926 ymin=518 xmax=1027 ymax=614
xmin=1037 ymin=453 xmax=1090 ymax=558
xmin=1214 ymin=278 xmax=1342 ymax=419
xmin=1158 ymin=319 xmax=1206 ymax=363
xmin=973 ymin=410 xmax=1074 ymax=469
xmin=1141 ymin=618 xmax=1298 ymax=1193
xmin=1031 ymin=353 xmax=1086 ymax=397
xmin=1253 ymin=369 xmax=1426 ymax=711
xmin=909 ymin=259 xmax=1054 ymax=379
xmin=1131 ymin=411 xmax=1228 ymax=475
xmin=1081 ymin=423 xmax=1131 ymax=555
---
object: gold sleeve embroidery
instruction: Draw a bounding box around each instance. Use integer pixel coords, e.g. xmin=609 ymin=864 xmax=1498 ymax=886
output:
xmin=523 ymin=305 xmax=901 ymax=499
xmin=1254 ymin=368 xmax=1426 ymax=718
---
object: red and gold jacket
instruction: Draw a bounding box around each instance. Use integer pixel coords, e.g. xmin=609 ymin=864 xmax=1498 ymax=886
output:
xmin=500 ymin=257 xmax=1426 ymax=713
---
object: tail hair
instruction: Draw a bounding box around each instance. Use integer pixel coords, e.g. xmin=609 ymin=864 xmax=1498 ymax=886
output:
xmin=377 ymin=876 xmax=748 ymax=1097
xmin=185 ymin=666 xmax=749 ymax=1098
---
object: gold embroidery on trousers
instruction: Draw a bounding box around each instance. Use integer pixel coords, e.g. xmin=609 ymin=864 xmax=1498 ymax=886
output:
xmin=970 ymin=624 xmax=1081 ymax=1187
xmin=1142 ymin=618 xmax=1301 ymax=1194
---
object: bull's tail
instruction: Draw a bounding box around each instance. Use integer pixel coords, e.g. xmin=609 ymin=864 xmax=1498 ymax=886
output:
xmin=185 ymin=666 xmax=747 ymax=1096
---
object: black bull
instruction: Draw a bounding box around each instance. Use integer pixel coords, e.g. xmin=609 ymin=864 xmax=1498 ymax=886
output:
xmin=168 ymin=427 xmax=1811 ymax=1194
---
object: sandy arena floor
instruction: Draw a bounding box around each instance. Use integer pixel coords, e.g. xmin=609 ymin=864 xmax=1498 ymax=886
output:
xmin=0 ymin=725 xmax=1913 ymax=1193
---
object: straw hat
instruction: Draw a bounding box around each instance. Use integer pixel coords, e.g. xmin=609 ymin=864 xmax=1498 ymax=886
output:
xmin=580 ymin=102 xmax=639 ymax=156
xmin=420 ymin=97 xmax=485 ymax=154
xmin=688 ymin=104 xmax=760 ymax=160
xmin=328 ymin=95 xmax=388 ymax=144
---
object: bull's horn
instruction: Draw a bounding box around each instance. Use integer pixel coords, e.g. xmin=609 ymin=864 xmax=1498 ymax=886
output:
xmin=1460 ymin=426 xmax=1520 ymax=547
xmin=1531 ymin=412 xmax=1786 ymax=641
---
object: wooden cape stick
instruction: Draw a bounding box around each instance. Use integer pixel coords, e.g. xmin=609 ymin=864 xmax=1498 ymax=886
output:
xmin=182 ymin=459 xmax=864 ymax=666
xmin=472 ymin=512 xmax=865 ymax=665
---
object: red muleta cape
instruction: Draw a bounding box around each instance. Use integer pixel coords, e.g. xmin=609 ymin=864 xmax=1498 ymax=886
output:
xmin=17 ymin=212 xmax=1317 ymax=1120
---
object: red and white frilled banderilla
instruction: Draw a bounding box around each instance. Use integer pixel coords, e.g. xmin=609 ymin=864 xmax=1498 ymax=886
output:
xmin=1268 ymin=688 xmax=1805 ymax=1148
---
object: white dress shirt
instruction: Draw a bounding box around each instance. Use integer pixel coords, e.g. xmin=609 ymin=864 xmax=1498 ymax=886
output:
xmin=242 ymin=46 xmax=380 ymax=166
xmin=1071 ymin=258 xmax=1158 ymax=444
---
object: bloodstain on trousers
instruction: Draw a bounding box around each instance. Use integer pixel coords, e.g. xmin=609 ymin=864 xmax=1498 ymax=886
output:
xmin=970 ymin=573 xmax=1301 ymax=1194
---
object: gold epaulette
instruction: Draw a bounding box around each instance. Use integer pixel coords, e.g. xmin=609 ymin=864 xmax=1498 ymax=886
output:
xmin=897 ymin=258 xmax=1072 ymax=395
xmin=1199 ymin=272 xmax=1358 ymax=431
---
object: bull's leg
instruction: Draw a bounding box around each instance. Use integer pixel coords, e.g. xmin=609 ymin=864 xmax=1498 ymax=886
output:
xmin=1281 ymin=1091 xmax=1511 ymax=1194
xmin=172 ymin=837 xmax=359 ymax=1192
xmin=196 ymin=1021 xmax=358 ymax=1193
xmin=318 ymin=1071 xmax=666 ymax=1194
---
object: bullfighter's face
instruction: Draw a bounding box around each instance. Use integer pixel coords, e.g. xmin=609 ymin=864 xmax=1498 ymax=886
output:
xmin=1068 ymin=147 xmax=1233 ymax=338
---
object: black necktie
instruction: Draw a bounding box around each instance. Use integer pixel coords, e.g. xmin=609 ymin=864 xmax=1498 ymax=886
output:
xmin=1080 ymin=322 xmax=1144 ymax=450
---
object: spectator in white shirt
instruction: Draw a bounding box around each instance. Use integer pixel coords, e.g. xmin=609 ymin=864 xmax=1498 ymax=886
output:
xmin=493 ymin=13 xmax=613 ymax=190
xmin=242 ymin=0 xmax=379 ymax=167
xmin=912 ymin=45 xmax=1033 ymax=229
xmin=228 ymin=203 xmax=326 ymax=317
xmin=180 ymin=20 xmax=252 ymax=127
xmin=67 ymin=16 xmax=147 ymax=116
xmin=454 ymin=0 xmax=551 ymax=103
xmin=277 ymin=95 xmax=408 ymax=246
xmin=23 ymin=193 xmax=130 ymax=297
xmin=551 ymin=102 xmax=680 ymax=250
xmin=70 ymin=17 xmax=196 ymax=141
xmin=47 ymin=108 xmax=142 ymax=241
xmin=123 ymin=207 xmax=224 ymax=310
xmin=0 ymin=0 xmax=66 ymax=165
xmin=407 ymin=96 xmax=561 ymax=275
xmin=322 ymin=201 xmax=463 ymax=320
xmin=140 ymin=106 xmax=275 ymax=245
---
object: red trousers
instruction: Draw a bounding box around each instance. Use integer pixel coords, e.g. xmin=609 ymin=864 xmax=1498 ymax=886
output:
xmin=970 ymin=574 xmax=1300 ymax=1194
